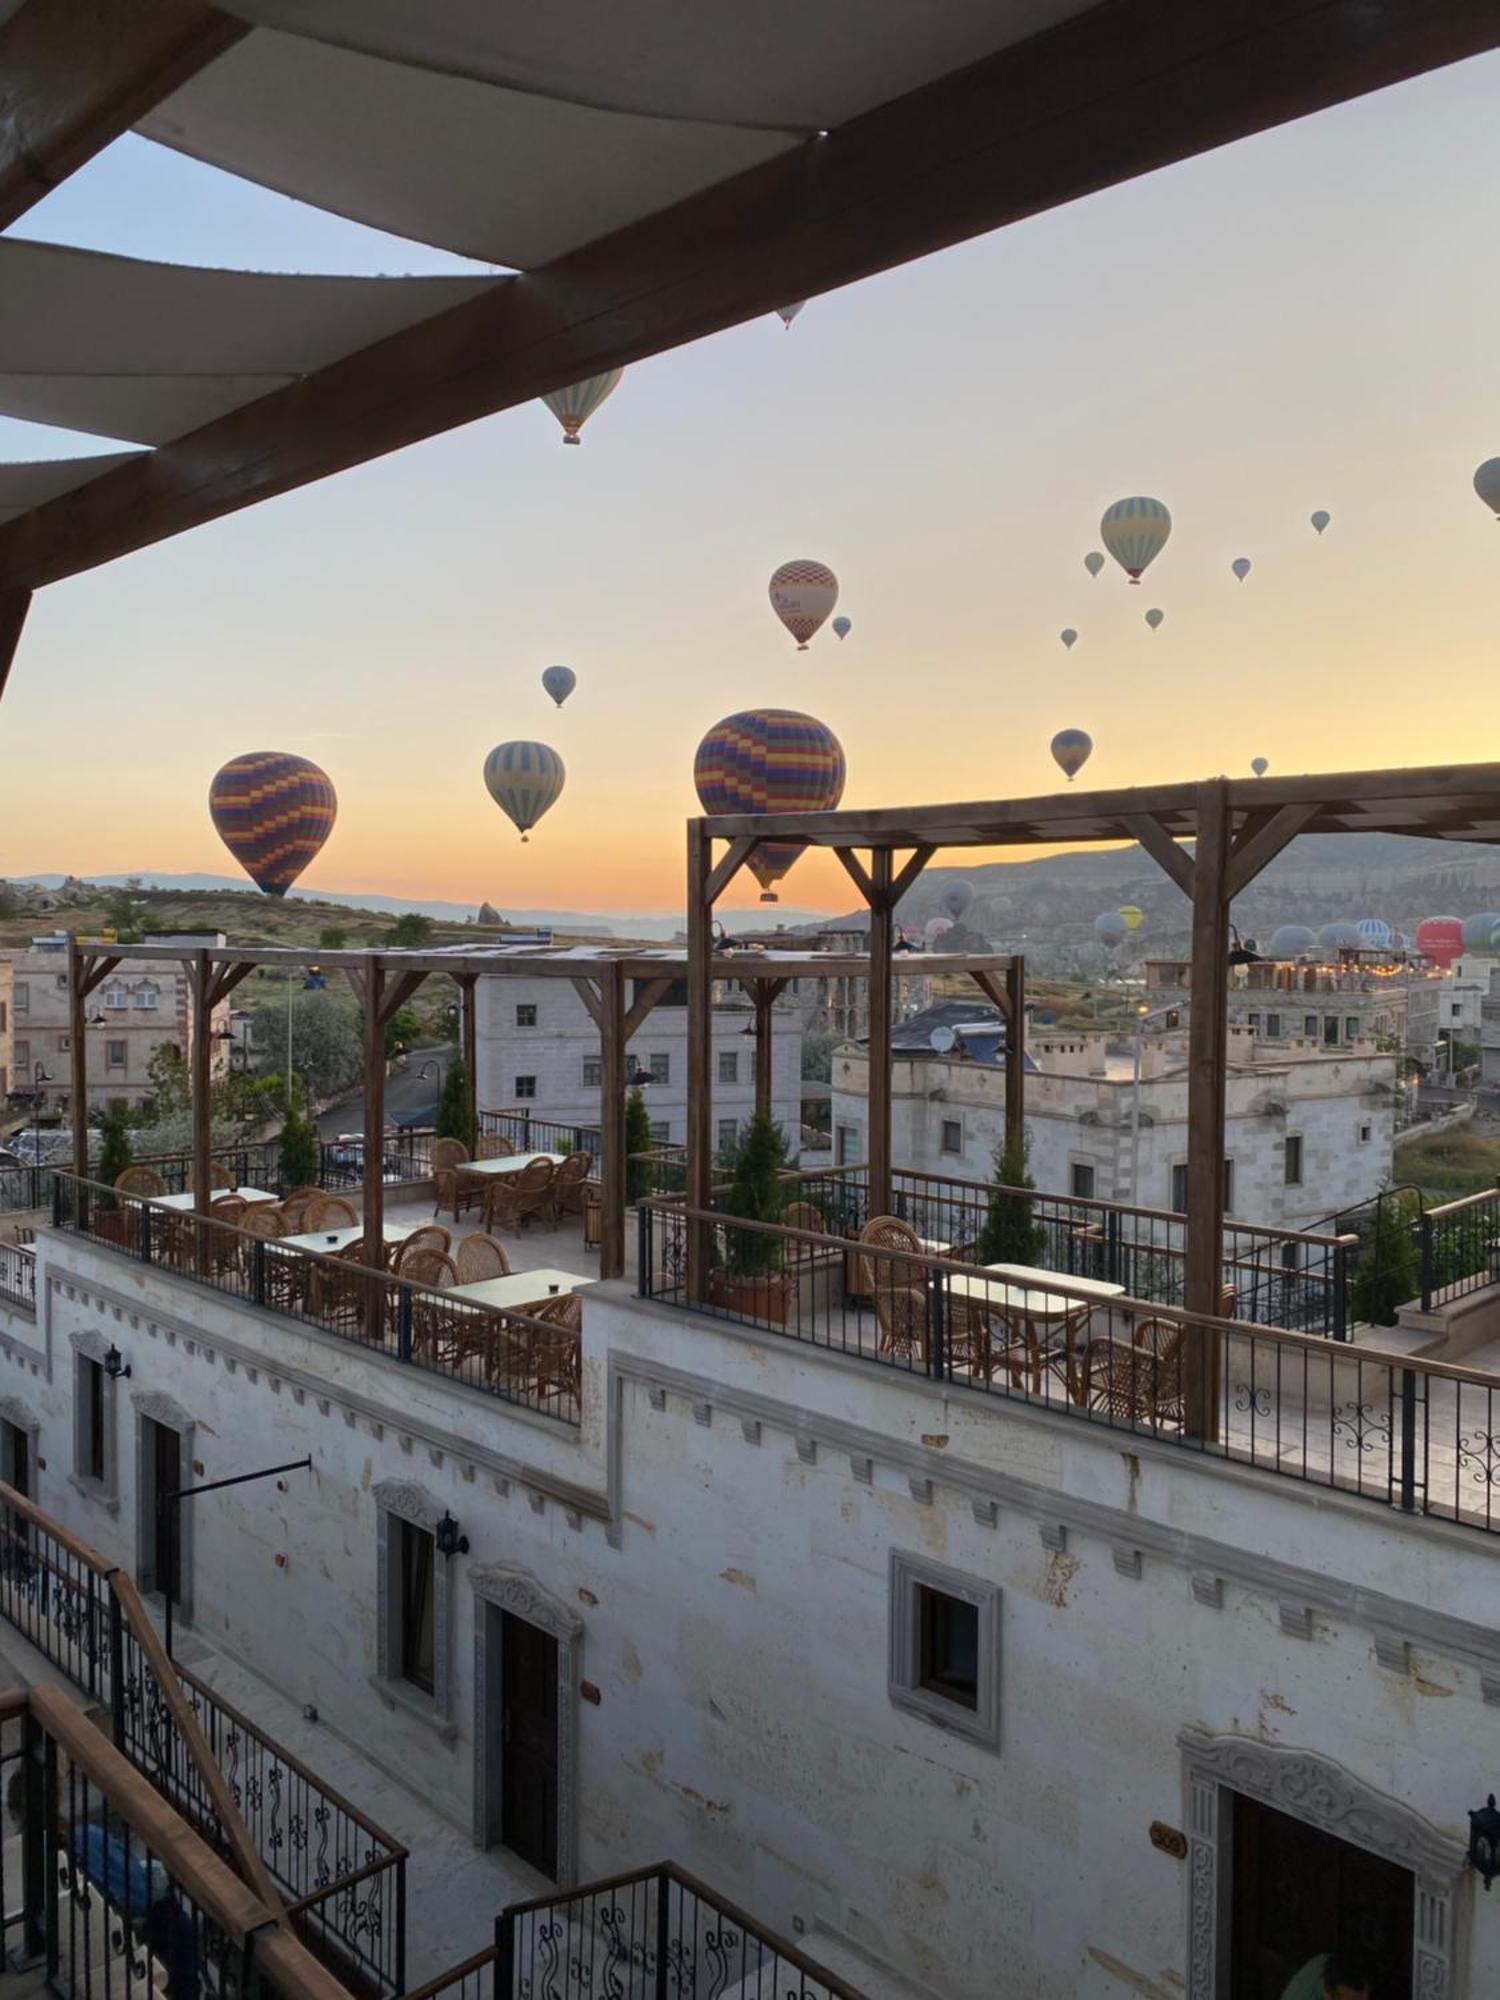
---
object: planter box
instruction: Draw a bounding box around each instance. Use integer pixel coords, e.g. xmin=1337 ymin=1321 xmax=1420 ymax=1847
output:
xmin=707 ymin=1269 xmax=792 ymax=1325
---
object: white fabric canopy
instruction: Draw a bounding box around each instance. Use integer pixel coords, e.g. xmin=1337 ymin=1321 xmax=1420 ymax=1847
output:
xmin=0 ymin=240 xmax=505 ymax=444
xmin=0 ymin=453 xmax=149 ymax=528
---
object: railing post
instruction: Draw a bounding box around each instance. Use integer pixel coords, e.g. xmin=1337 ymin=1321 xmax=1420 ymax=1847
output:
xmin=495 ymin=1909 xmax=514 ymax=2000
xmin=22 ymin=1709 xmax=46 ymax=1967
xmin=1419 ymin=1208 xmax=1434 ymax=1313
xmin=926 ymin=1269 xmax=947 ymax=1382
xmin=654 ymin=1866 xmax=671 ymax=2000
xmin=140 ymin=1201 xmax=153 ymax=1266
xmin=1399 ymin=1368 xmax=1418 ymax=1513
xmin=51 ymin=1174 xmax=61 ymax=1229
xmin=251 ymin=1240 xmax=266 ymax=1308
xmin=395 ymin=1857 xmax=408 ymax=1995
xmin=1106 ymin=1208 xmax=1122 ymax=1288
xmin=1333 ymin=1236 xmax=1352 ymax=1342
xmin=109 ymin=1588 xmax=126 ymax=1748
xmin=638 ymin=1204 xmax=653 ymax=1298
xmin=397 ymin=1284 xmax=413 ymax=1365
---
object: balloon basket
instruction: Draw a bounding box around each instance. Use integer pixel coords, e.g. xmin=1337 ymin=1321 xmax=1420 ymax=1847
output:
xmin=760 ymin=892 xmax=778 ymax=904
xmin=562 ymin=435 xmax=580 ymax=446
xmin=797 ymin=643 xmax=808 ymax=651
xmin=521 ymin=833 xmax=530 ymax=843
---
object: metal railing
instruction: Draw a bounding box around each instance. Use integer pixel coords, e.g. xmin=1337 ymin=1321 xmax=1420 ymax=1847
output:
xmin=497 ymin=1862 xmax=864 ymax=2000
xmin=638 ymin=1200 xmax=1500 ymax=1538
xmin=50 ymin=1172 xmax=581 ymax=1424
xmin=0 ymin=1240 xmax=36 ymax=1311
xmin=1421 ymin=1185 xmax=1500 ymax=1311
xmin=0 ymin=1482 xmax=408 ymax=1995
xmin=0 ymin=1161 xmax=56 ymax=1215
xmin=774 ymin=1163 xmax=1358 ymax=1339
xmin=479 ymin=1109 xmax=602 ymax=1158
xmin=319 ymin=1130 xmax=435 ymax=1190
xmin=400 ymin=1943 xmax=500 ymax=2000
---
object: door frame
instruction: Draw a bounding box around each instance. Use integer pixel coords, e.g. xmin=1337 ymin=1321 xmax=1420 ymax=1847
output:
xmin=1180 ymin=1726 xmax=1467 ymax=1999
xmin=0 ymin=1397 xmax=40 ymax=1499
xmin=131 ymin=1390 xmax=195 ymax=1621
xmin=471 ymin=1564 xmax=582 ymax=1884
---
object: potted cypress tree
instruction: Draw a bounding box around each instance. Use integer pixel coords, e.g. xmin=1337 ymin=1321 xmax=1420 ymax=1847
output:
xmin=94 ymin=1102 xmax=135 ymax=1243
xmin=976 ymin=1128 xmax=1047 ymax=1267
xmin=708 ymin=1114 xmax=793 ymax=1322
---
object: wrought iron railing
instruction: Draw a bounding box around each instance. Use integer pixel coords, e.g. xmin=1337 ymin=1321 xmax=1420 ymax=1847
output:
xmin=0 ymin=1161 xmax=56 ymax=1214
xmin=319 ymin=1129 xmax=435 ymax=1189
xmin=1421 ymin=1184 xmax=1500 ymax=1311
xmin=496 ymin=1862 xmax=864 ymax=2000
xmin=0 ymin=1240 xmax=36 ymax=1311
xmin=50 ymin=1172 xmax=582 ymax=1424
xmin=479 ymin=1109 xmax=602 ymax=1158
xmin=637 ymin=1199 xmax=1500 ymax=1538
xmin=400 ymin=1942 xmax=501 ymax=2000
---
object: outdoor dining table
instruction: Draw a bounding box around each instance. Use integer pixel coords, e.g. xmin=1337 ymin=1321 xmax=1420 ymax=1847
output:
xmin=447 ymin=1268 xmax=593 ymax=1311
xmin=944 ymin=1263 xmax=1127 ymax=1401
xmin=149 ymin=1187 xmax=279 ymax=1210
xmin=459 ymin=1152 xmax=569 ymax=1179
xmin=278 ymin=1222 xmax=419 ymax=1255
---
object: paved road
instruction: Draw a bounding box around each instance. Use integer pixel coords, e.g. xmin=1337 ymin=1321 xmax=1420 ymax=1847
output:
xmin=316 ymin=1044 xmax=455 ymax=1139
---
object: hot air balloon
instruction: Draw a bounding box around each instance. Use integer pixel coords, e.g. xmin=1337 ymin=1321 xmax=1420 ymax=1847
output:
xmin=832 ymin=616 xmax=852 ymax=640
xmin=1060 ymin=628 xmax=1078 ymax=651
xmin=1415 ymin=916 xmax=1465 ymax=970
xmin=925 ymin=917 xmax=954 ymax=946
xmin=942 ymin=881 xmax=974 ymax=923
xmin=1144 ymin=608 xmax=1164 ymax=632
xmin=483 ymin=742 xmax=566 ymax=841
xmin=209 ymin=752 xmax=337 ymax=897
xmin=1251 ymin=756 xmax=1269 ymax=777
xmin=694 ymin=709 xmax=846 ymax=903
xmin=1094 ymin=912 xmax=1127 ymax=945
xmin=775 ymin=302 xmax=805 ymax=330
xmin=541 ymin=665 xmax=576 ymax=708
xmin=1317 ymin=921 xmax=1362 ymax=951
xmin=1231 ymin=557 xmax=1252 ymax=583
xmin=1100 ymin=497 xmax=1171 ymax=583
xmin=1119 ymin=905 xmax=1143 ymax=932
xmin=541 ymin=369 xmax=623 ymax=445
xmin=1355 ymin=917 xmax=1392 ymax=951
xmin=1051 ymin=729 xmax=1092 ymax=781
xmin=1310 ymin=510 xmax=1330 ymax=535
xmin=1461 ymin=912 xmax=1500 ymax=955
xmin=1474 ymin=459 xmax=1500 ymax=519
xmin=1084 ymin=551 xmax=1105 ymax=579
xmin=769 ymin=560 xmax=838 ymax=650
xmin=1265 ymin=924 xmax=1317 ymax=960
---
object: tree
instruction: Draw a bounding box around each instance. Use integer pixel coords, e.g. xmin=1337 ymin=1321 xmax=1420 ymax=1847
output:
xmin=434 ymin=1056 xmax=475 ymax=1152
xmin=384 ymin=1005 xmax=421 ymax=1058
xmin=1348 ymin=1190 xmax=1421 ymax=1328
xmin=243 ymin=987 xmax=362 ymax=1101
xmin=717 ymin=1114 xmax=790 ymax=1275
xmin=142 ymin=1043 xmax=191 ymax=1123
xmin=976 ymin=1127 xmax=1047 ymax=1266
xmin=624 ymin=1088 xmax=655 ymax=1203
xmin=96 ymin=1100 xmax=133 ymax=1190
xmin=387 ymin=911 xmax=434 ymax=948
xmin=318 ymin=924 xmax=349 ymax=949
xmin=801 ymin=1027 xmax=840 ymax=1084
xmin=279 ymin=1104 xmax=321 ymax=1189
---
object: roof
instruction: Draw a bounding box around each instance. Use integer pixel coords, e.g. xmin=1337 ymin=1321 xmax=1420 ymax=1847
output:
xmin=0 ymin=0 xmax=1491 ymax=591
xmin=888 ymin=998 xmax=1042 ymax=1070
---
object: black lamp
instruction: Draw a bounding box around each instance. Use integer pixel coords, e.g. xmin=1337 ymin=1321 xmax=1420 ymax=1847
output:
xmin=1470 ymin=1794 xmax=1500 ymax=1890
xmin=1228 ymin=925 xmax=1262 ymax=968
xmin=103 ymin=1345 xmax=131 ymax=1381
xmin=626 ymin=1060 xmax=654 ymax=1088
xmin=434 ymin=1510 xmax=469 ymax=1558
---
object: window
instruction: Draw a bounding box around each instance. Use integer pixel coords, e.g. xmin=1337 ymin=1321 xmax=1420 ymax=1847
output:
xmin=1359 ymin=1124 xmax=1372 ymax=1144
xmin=399 ymin=1520 xmax=436 ymax=1695
xmin=1223 ymin=1159 xmax=1235 ymax=1214
xmin=515 ymin=1003 xmax=537 ymax=1028
xmin=1304 ymin=1014 xmax=1317 ymax=1038
xmin=1171 ymin=1163 xmax=1188 ymax=1213
xmin=1345 ymin=1017 xmax=1360 ymax=1042
xmin=13 ymin=1040 xmax=27 ymax=1070
xmin=1265 ymin=1013 xmax=1281 ymax=1038
xmin=1070 ymin=1162 xmax=1096 ymax=1199
xmin=134 ymin=984 xmax=159 ymax=1011
xmin=889 ymin=1551 xmax=1000 ymax=1750
xmin=836 ymin=1124 xmax=861 ymax=1166
xmin=717 ymin=1051 xmax=739 ymax=1085
xmin=649 ymin=1053 xmax=670 ymax=1085
xmin=649 ymin=1120 xmax=671 ymax=1144
xmin=56 ymin=1035 xmax=70 ymax=1052
xmin=514 ymin=1076 xmax=537 ymax=1100
xmin=1324 ymin=1016 xmax=1341 ymax=1047
xmin=717 ymin=1118 xmax=739 ymax=1153
xmin=13 ymin=981 xmax=27 ymax=1012
xmin=1284 ymin=1135 xmax=1303 ymax=1186
xmin=0 ymin=1004 xmax=6 ymax=1032
xmin=103 ymin=984 xmax=128 ymax=1010
xmin=106 ymin=1040 xmax=127 ymax=1069
xmin=78 ymin=1356 xmax=106 ymax=1484
xmin=581 ymin=1056 xmax=602 ymax=1089
xmin=1246 ymin=1011 xmax=1260 ymax=1030
xmin=941 ymin=1120 xmax=963 ymax=1156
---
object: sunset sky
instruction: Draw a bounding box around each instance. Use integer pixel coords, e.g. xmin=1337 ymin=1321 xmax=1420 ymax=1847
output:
xmin=3 ymin=50 xmax=1499 ymax=915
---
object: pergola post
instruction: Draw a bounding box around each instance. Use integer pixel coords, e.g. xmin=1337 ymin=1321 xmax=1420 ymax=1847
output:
xmin=67 ymin=936 xmax=89 ymax=1186
xmin=685 ymin=821 xmax=714 ymax=1300
xmin=189 ymin=949 xmax=213 ymax=1219
xmin=361 ymin=964 xmax=387 ymax=1267
xmin=455 ymin=972 xmax=478 ymax=1139
xmin=1004 ymin=955 xmax=1026 ymax=1156
xmin=867 ymin=849 xmax=895 ymax=1219
xmin=599 ymin=966 xmax=627 ymax=1282
xmin=1183 ymin=782 xmax=1231 ymax=1439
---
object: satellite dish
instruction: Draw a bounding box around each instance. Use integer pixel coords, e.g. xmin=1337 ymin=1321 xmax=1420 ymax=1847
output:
xmin=929 ymin=1026 xmax=957 ymax=1053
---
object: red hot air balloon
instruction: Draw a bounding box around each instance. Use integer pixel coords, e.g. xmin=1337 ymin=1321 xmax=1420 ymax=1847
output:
xmin=694 ymin=709 xmax=845 ymax=902
xmin=209 ymin=752 xmax=337 ymax=896
xmin=1414 ymin=915 xmax=1464 ymax=970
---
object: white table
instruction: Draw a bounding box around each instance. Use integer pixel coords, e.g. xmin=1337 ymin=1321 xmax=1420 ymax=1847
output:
xmin=944 ymin=1264 xmax=1126 ymax=1400
xmin=280 ymin=1222 xmax=418 ymax=1255
xmin=448 ymin=1268 xmax=592 ymax=1311
xmin=459 ymin=1152 xmax=568 ymax=1179
xmin=149 ymin=1187 xmax=278 ymax=1211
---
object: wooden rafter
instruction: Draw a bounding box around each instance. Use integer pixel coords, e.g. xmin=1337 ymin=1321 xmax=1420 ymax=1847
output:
xmin=833 ymin=848 xmax=876 ymax=905
xmin=705 ymin=837 xmax=759 ymax=906
xmin=569 ymin=977 xmax=605 ymax=1031
xmin=1224 ymin=803 xmax=1321 ymax=901
xmin=1124 ymin=813 xmax=1195 ymax=897
xmin=376 ymin=968 xmax=429 ymax=1027
xmin=622 ymin=977 xmax=673 ymax=1042
xmin=0 ymin=590 xmax=31 ymax=704
xmin=888 ymin=845 xmax=936 ymax=909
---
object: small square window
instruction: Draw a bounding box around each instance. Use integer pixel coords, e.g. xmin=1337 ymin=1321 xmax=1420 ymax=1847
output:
xmin=1265 ymin=1013 xmax=1281 ymax=1038
xmin=1345 ymin=1018 xmax=1360 ymax=1042
xmin=106 ymin=1040 xmax=127 ymax=1068
xmin=917 ymin=1586 xmax=979 ymax=1710
xmin=398 ymin=1520 xmax=436 ymax=1695
xmin=1171 ymin=1163 xmax=1189 ymax=1213
xmin=717 ymin=1118 xmax=739 ymax=1153
xmin=57 ymin=1034 xmax=70 ymax=1053
xmin=649 ymin=1053 xmax=670 ymax=1085
xmin=889 ymin=1550 xmax=999 ymax=1751
xmin=1304 ymin=1015 xmax=1317 ymax=1038
xmin=1284 ymin=1135 xmax=1303 ymax=1186
xmin=717 ymin=1051 xmax=739 ymax=1085
xmin=1246 ymin=1011 xmax=1260 ymax=1030
xmin=13 ymin=982 xmax=28 ymax=1010
xmin=515 ymin=1003 xmax=537 ymax=1028
xmin=940 ymin=1119 xmax=962 ymax=1156
xmin=13 ymin=1041 xmax=28 ymax=1070
xmin=1359 ymin=1123 xmax=1372 ymax=1144
xmin=134 ymin=985 xmax=158 ymax=1011
xmin=582 ymin=1056 xmax=602 ymax=1089
xmin=514 ymin=1076 xmax=537 ymax=1100
xmin=1070 ymin=1162 xmax=1096 ymax=1200
xmin=648 ymin=1120 xmax=671 ymax=1144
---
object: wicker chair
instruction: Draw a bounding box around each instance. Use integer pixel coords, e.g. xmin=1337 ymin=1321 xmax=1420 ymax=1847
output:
xmin=304 ymin=1194 xmax=358 ymax=1231
xmin=240 ymin=1205 xmax=303 ymax=1305
xmin=476 ymin=1133 xmax=515 ymax=1160
xmin=430 ymin=1137 xmax=470 ymax=1174
xmin=453 ymin=1232 xmax=511 ymax=1284
xmin=783 ymin=1200 xmax=830 ymax=1263
xmin=1080 ymin=1318 xmax=1187 ymax=1428
xmin=485 ymin=1156 xmax=555 ymax=1233
xmin=187 ymin=1162 xmax=234 ymax=1191
xmin=305 ymin=1241 xmax=373 ymax=1329
xmin=278 ymin=1187 xmax=321 ymax=1233
xmin=856 ymin=1214 xmax=1002 ymax=1377
xmin=527 ymin=1290 xmax=583 ymax=1403
xmin=403 ymin=1249 xmax=459 ymax=1362
xmin=114 ymin=1166 xmax=166 ymax=1197
xmin=432 ymin=1169 xmax=464 ymax=1223
xmin=551 ymin=1151 xmax=593 ymax=1219
xmin=391 ymin=1225 xmax=452 ymax=1272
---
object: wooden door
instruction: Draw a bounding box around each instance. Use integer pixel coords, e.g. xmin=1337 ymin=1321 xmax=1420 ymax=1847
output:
xmin=500 ymin=1611 xmax=558 ymax=1877
xmin=149 ymin=1419 xmax=181 ymax=1601
xmin=1230 ymin=1792 xmax=1412 ymax=1998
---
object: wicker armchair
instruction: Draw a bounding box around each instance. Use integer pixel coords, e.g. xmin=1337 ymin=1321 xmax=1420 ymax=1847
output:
xmin=551 ymin=1151 xmax=593 ymax=1219
xmin=392 ymin=1225 xmax=451 ymax=1272
xmin=403 ymin=1250 xmax=459 ymax=1362
xmin=527 ymin=1290 xmax=582 ymax=1403
xmin=783 ymin=1200 xmax=830 ymax=1263
xmin=859 ymin=1216 xmax=928 ymax=1360
xmin=278 ymin=1186 xmax=321 ymax=1233
xmin=114 ymin=1166 xmax=167 ymax=1197
xmin=486 ymin=1156 xmax=555 ymax=1233
xmin=432 ymin=1169 xmax=464 ymax=1223
xmin=454 ymin=1232 xmax=511 ymax=1284
xmin=305 ymin=1241 xmax=373 ymax=1329
xmin=430 ymin=1137 xmax=470 ymax=1174
xmin=241 ymin=1205 xmax=303 ymax=1306
xmin=187 ymin=1162 xmax=234 ymax=1191
xmin=1080 ymin=1318 xmax=1186 ymax=1428
xmin=304 ymin=1194 xmax=358 ymax=1231
xmin=476 ymin=1133 xmax=515 ymax=1160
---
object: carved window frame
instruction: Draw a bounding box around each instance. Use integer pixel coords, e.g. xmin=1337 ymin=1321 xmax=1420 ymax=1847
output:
xmin=69 ymin=1329 xmax=121 ymax=1512
xmin=372 ymin=1480 xmax=455 ymax=1733
xmin=888 ymin=1548 xmax=1001 ymax=1752
xmin=470 ymin=1563 xmax=583 ymax=1885
xmin=1179 ymin=1726 xmax=1468 ymax=2000
xmin=132 ymin=1389 xmax=196 ymax=1622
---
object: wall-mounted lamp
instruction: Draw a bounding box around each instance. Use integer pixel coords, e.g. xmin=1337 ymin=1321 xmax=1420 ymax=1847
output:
xmin=435 ymin=1510 xmax=469 ymax=1558
xmin=625 ymin=1061 xmax=655 ymax=1089
xmin=103 ymin=1345 xmax=131 ymax=1381
xmin=1470 ymin=1794 xmax=1500 ymax=1891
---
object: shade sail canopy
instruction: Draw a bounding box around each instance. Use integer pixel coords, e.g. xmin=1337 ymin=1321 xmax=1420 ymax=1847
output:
xmin=0 ymin=453 xmax=148 ymax=528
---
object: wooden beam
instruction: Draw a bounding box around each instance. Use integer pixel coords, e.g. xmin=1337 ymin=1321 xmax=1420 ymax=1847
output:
xmin=887 ymin=845 xmax=935 ymax=910
xmin=67 ymin=936 xmax=89 ymax=1184
xmin=750 ymin=986 xmax=790 ymax=1126
xmin=622 ymin=977 xmax=673 ymax=1043
xmin=0 ymin=0 xmax=246 ymax=230
xmin=967 ymin=968 xmax=1011 ymax=1019
xmin=1224 ymin=802 xmax=1321 ymax=901
xmin=189 ymin=951 xmax=212 ymax=1221
xmin=4 ymin=0 xmax=1493 ymax=589
xmin=78 ymin=953 xmax=123 ymax=999
xmin=599 ymin=966 xmax=626 ymax=1281
xmin=569 ymin=977 xmax=605 ymax=1032
xmin=454 ymin=972 xmax=478 ymax=1146
xmin=867 ymin=849 xmax=895 ymax=1217
xmin=705 ymin=836 xmax=759 ymax=907
xmin=204 ymin=961 xmax=255 ymax=1009
xmin=1004 ymin=956 xmax=1026 ymax=1155
xmin=1124 ymin=813 xmax=1195 ymax=897
xmin=832 ymin=848 xmax=876 ymax=905
xmin=361 ymin=968 xmax=386 ymax=1268
xmin=376 ymin=967 xmax=429 ymax=1027
xmin=685 ymin=821 xmax=713 ymax=1299
xmin=1183 ymin=782 xmax=1231 ymax=1441
xmin=0 ymin=588 xmax=31 ymax=705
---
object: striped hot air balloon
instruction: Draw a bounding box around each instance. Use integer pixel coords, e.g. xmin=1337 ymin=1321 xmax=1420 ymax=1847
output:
xmin=541 ymin=665 xmax=576 ymax=708
xmin=541 ymin=370 xmax=623 ymax=444
xmin=483 ymin=742 xmax=566 ymax=841
xmin=769 ymin=560 xmax=838 ymax=649
xmin=1100 ymin=496 xmax=1171 ymax=583
xmin=694 ymin=708 xmax=845 ymax=902
xmin=209 ymin=752 xmax=336 ymax=896
xmin=1050 ymin=728 xmax=1092 ymax=780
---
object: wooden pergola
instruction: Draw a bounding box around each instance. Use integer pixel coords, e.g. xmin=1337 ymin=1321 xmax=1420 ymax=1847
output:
xmin=65 ymin=937 xmax=1020 ymax=1282
xmin=686 ymin=765 xmax=1500 ymax=1352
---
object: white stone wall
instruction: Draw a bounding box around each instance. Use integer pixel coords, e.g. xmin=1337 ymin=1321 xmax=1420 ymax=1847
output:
xmin=474 ymin=975 xmax=802 ymax=1150
xmin=0 ymin=1237 xmax=1494 ymax=1997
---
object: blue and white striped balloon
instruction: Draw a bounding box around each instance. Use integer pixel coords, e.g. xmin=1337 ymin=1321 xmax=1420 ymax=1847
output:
xmin=1100 ymin=497 xmax=1171 ymax=583
xmin=483 ymin=741 xmax=566 ymax=841
xmin=541 ymin=370 xmax=623 ymax=444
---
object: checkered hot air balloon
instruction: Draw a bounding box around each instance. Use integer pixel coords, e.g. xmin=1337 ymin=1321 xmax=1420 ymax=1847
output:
xmin=1100 ymin=497 xmax=1171 ymax=583
xmin=768 ymin=560 xmax=839 ymax=649
xmin=541 ymin=369 xmax=623 ymax=444
xmin=484 ymin=742 xmax=566 ymax=842
xmin=694 ymin=709 xmax=846 ymax=902
xmin=208 ymin=752 xmax=337 ymax=897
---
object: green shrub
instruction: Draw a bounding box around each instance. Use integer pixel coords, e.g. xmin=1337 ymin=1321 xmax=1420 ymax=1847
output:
xmin=976 ymin=1128 xmax=1046 ymax=1266
xmin=279 ymin=1107 xmax=321 ymax=1190
xmin=435 ymin=1056 xmax=476 ymax=1153
xmin=624 ymin=1089 xmax=655 ymax=1204
xmin=1348 ymin=1190 xmax=1421 ymax=1327
xmin=718 ymin=1115 xmax=790 ymax=1277
xmin=96 ymin=1101 xmax=133 ymax=1195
